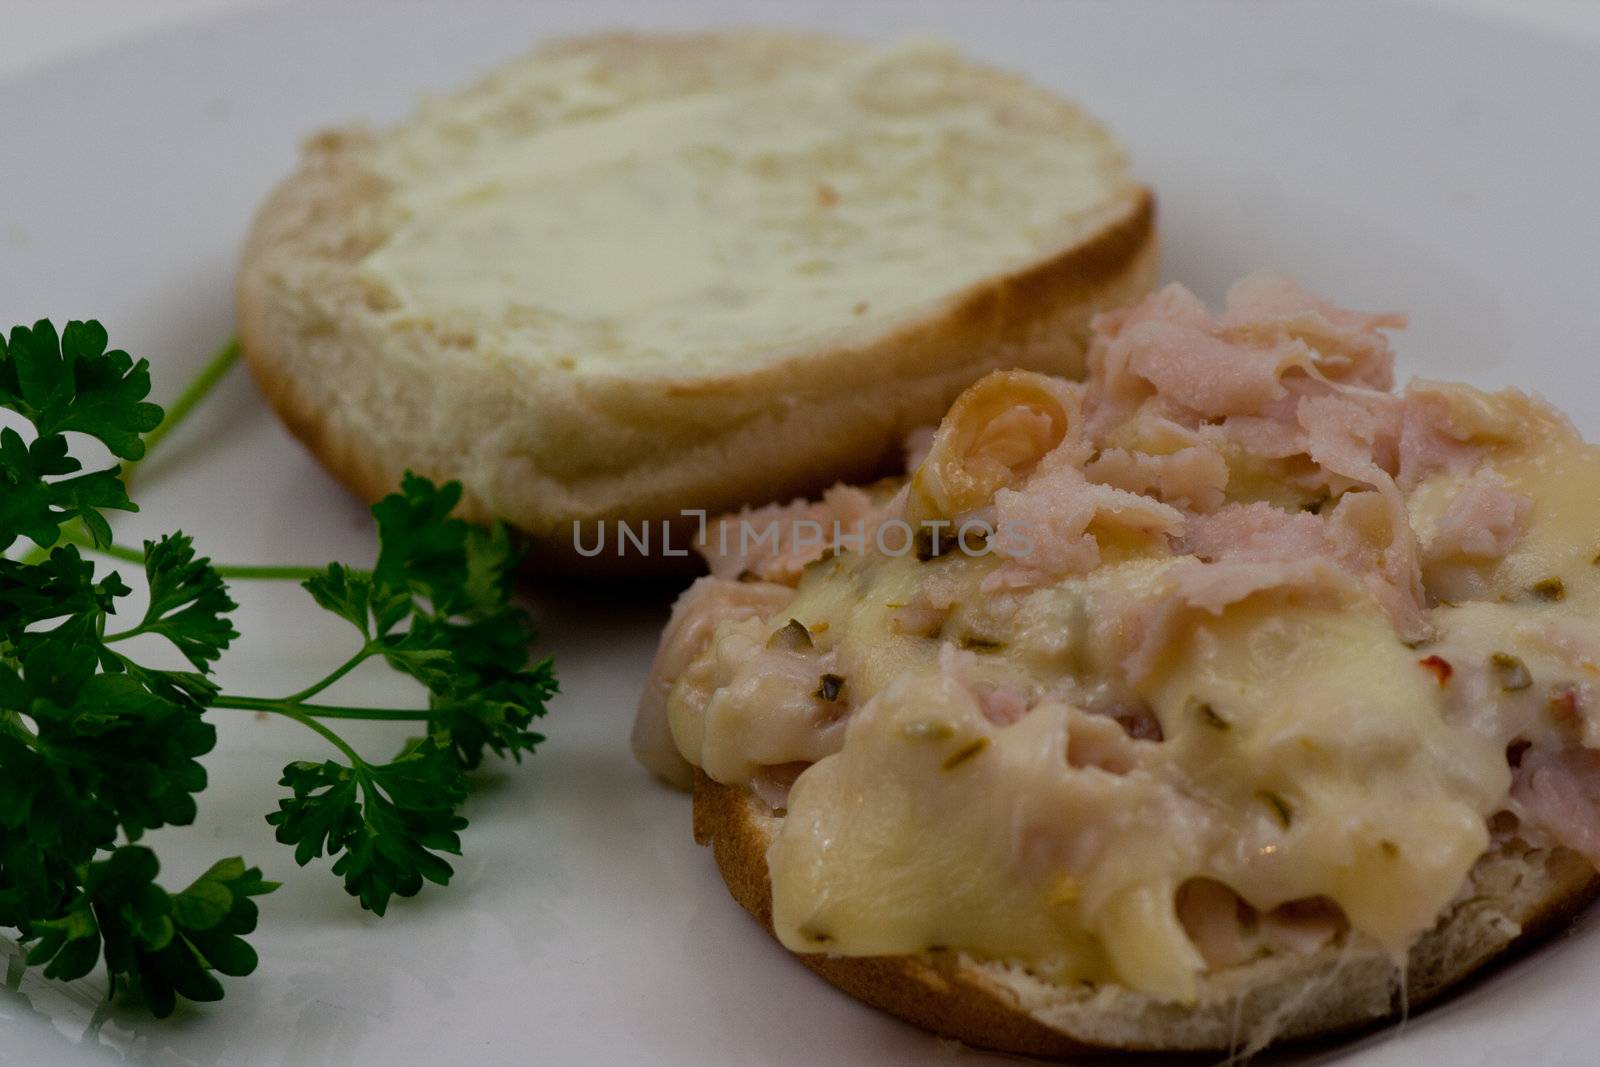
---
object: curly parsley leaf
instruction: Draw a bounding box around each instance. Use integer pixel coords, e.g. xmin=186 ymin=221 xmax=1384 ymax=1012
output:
xmin=256 ymin=475 xmax=555 ymax=908
xmin=0 ymin=320 xmax=162 ymax=551
xmin=302 ymin=563 xmax=383 ymax=638
xmin=25 ymin=847 xmax=276 ymax=1018
xmin=0 ymin=545 xmax=128 ymax=643
xmin=128 ymin=533 xmax=240 ymax=671
xmin=0 ymin=426 xmax=130 ymax=550
xmin=267 ymin=737 xmax=468 ymax=915
xmin=1 ymin=321 xmax=272 ymax=1017
xmin=0 ymin=320 xmax=163 ymax=460
xmin=299 ymin=474 xmax=556 ymax=771
xmin=2 ymin=322 xmax=557 ymax=1015
xmin=14 ymin=625 xmax=217 ymax=841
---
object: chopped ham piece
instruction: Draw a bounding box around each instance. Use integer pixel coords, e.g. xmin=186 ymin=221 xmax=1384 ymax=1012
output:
xmin=1183 ymin=501 xmax=1328 ymax=562
xmin=1512 ymin=746 xmax=1600 ymax=867
xmin=1093 ymin=280 xmax=1215 ymax=340
xmin=984 ymin=453 xmax=1184 ymax=590
xmin=1167 ymin=556 xmax=1357 ymax=617
xmin=1087 ymin=277 xmax=1404 ymax=434
xmin=1121 ymin=321 xmax=1296 ymax=418
xmin=1181 ymin=497 xmax=1428 ymax=642
xmin=1219 ymin=274 xmax=1403 ymax=390
xmin=1219 ymin=414 xmax=1305 ymax=460
xmin=1325 ymin=490 xmax=1430 ymax=641
xmin=1085 ymin=444 xmax=1229 ymax=512
xmin=976 ymin=684 xmax=1030 ymax=726
xmin=1398 ymin=389 xmax=1482 ymax=486
xmin=698 ymin=484 xmax=885 ymax=585
xmin=1296 ymin=391 xmax=1402 ymax=487
xmin=1422 ymin=467 xmax=1533 ymax=562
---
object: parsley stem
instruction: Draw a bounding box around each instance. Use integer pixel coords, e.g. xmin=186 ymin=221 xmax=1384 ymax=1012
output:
xmin=220 ymin=699 xmax=366 ymax=764
xmin=135 ymin=338 xmax=241 ymax=472
xmin=210 ymin=563 xmax=330 ymax=582
xmin=281 ymin=647 xmax=375 ymax=705
xmin=54 ymin=526 xmax=334 ymax=581
xmin=210 ymin=695 xmax=433 ymax=723
xmin=62 ymin=534 xmax=145 ymax=566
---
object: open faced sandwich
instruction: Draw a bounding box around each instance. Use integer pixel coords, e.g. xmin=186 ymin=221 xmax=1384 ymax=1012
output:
xmin=634 ymin=276 xmax=1600 ymax=1056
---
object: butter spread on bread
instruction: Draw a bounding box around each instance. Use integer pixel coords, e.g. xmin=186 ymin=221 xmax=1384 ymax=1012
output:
xmin=237 ymin=31 xmax=1154 ymax=572
xmin=361 ymin=40 xmax=1122 ymax=369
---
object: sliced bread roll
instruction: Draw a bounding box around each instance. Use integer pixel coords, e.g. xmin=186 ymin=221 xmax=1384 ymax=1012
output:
xmin=694 ymin=774 xmax=1600 ymax=1057
xmin=236 ymin=31 xmax=1155 ymax=570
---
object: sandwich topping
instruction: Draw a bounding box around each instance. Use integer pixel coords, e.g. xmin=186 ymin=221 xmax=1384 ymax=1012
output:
xmin=633 ymin=276 xmax=1600 ymax=1002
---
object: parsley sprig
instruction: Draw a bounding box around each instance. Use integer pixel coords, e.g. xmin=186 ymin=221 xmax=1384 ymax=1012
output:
xmin=0 ymin=320 xmax=556 ymax=1015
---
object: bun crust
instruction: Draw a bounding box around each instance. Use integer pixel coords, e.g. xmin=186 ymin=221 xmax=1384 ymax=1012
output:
xmin=693 ymin=772 xmax=1600 ymax=1056
xmin=235 ymin=31 xmax=1157 ymax=573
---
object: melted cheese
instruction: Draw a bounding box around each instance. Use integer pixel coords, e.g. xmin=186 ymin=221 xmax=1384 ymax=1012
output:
xmin=768 ymin=598 xmax=1503 ymax=1001
xmin=664 ymin=375 xmax=1600 ymax=1002
xmin=1410 ymin=395 xmax=1600 ymax=603
xmin=1143 ymin=605 xmax=1504 ymax=957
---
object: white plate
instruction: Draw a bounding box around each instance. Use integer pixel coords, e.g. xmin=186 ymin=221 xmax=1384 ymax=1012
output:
xmin=2 ymin=1 xmax=1598 ymax=1064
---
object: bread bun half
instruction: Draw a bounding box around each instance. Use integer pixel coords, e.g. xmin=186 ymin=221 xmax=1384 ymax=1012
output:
xmin=236 ymin=31 xmax=1156 ymax=572
xmin=693 ymin=773 xmax=1600 ymax=1057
